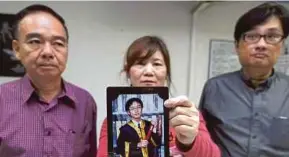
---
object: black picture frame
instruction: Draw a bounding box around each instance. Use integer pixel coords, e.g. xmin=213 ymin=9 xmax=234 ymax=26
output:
xmin=107 ymin=86 xmax=169 ymax=157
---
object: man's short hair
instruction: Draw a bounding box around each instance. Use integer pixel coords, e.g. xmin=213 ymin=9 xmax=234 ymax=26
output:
xmin=13 ymin=4 xmax=69 ymax=40
xmin=234 ymin=2 xmax=289 ymax=42
xmin=125 ymin=97 xmax=144 ymax=112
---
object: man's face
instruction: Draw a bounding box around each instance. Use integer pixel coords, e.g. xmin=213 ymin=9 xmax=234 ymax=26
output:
xmin=236 ymin=16 xmax=284 ymax=69
xmin=12 ymin=12 xmax=68 ymax=79
xmin=128 ymin=101 xmax=143 ymax=120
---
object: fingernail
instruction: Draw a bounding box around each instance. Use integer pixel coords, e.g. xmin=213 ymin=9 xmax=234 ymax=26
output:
xmin=164 ymin=100 xmax=168 ymax=105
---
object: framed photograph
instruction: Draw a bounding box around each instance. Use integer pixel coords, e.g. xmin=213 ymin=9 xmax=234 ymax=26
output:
xmin=107 ymin=87 xmax=169 ymax=157
xmin=0 ymin=13 xmax=25 ymax=77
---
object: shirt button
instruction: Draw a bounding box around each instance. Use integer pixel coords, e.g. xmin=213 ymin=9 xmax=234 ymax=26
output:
xmin=252 ymin=135 xmax=257 ymax=139
xmin=44 ymin=152 xmax=53 ymax=157
xmin=254 ymin=112 xmax=259 ymax=117
xmin=45 ymin=129 xmax=52 ymax=136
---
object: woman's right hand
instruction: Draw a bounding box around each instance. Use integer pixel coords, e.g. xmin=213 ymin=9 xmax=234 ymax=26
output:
xmin=137 ymin=140 xmax=148 ymax=148
xmin=170 ymin=146 xmax=184 ymax=157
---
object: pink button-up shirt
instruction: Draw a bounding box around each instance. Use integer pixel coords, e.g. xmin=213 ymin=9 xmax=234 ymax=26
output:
xmin=0 ymin=75 xmax=97 ymax=157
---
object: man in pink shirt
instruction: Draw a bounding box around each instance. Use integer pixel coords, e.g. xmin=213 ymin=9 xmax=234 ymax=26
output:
xmin=0 ymin=4 xmax=97 ymax=157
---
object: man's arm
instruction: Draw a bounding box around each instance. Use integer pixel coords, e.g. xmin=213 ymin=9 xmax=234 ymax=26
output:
xmin=86 ymin=94 xmax=97 ymax=157
xmin=0 ymin=88 xmax=25 ymax=156
xmin=116 ymin=128 xmax=126 ymax=156
xmin=89 ymin=109 xmax=97 ymax=157
xmin=149 ymin=123 xmax=162 ymax=147
xmin=0 ymin=138 xmax=26 ymax=156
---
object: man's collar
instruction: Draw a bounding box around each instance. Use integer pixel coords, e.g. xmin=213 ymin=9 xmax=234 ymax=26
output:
xmin=20 ymin=75 xmax=35 ymax=104
xmin=20 ymin=75 xmax=77 ymax=107
xmin=239 ymin=68 xmax=276 ymax=89
xmin=60 ymin=80 xmax=78 ymax=106
xmin=131 ymin=119 xmax=142 ymax=126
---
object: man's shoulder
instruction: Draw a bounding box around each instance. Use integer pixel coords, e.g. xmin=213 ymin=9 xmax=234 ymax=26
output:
xmin=119 ymin=123 xmax=132 ymax=131
xmin=205 ymin=71 xmax=239 ymax=87
xmin=63 ymin=80 xmax=97 ymax=112
xmin=63 ymin=80 xmax=95 ymax=100
xmin=64 ymin=81 xmax=88 ymax=93
xmin=209 ymin=71 xmax=239 ymax=82
xmin=142 ymin=119 xmax=151 ymax=125
xmin=0 ymin=78 xmax=22 ymax=94
xmin=276 ymin=71 xmax=289 ymax=83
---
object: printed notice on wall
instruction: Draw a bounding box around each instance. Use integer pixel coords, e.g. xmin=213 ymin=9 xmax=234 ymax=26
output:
xmin=208 ymin=39 xmax=241 ymax=78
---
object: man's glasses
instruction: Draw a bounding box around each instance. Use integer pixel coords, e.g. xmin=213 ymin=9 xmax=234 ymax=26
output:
xmin=243 ymin=33 xmax=284 ymax=44
xmin=129 ymin=106 xmax=142 ymax=111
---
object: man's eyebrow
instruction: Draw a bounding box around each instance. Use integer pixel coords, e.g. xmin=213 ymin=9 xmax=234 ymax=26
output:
xmin=25 ymin=33 xmax=67 ymax=43
xmin=267 ymin=28 xmax=283 ymax=33
xmin=130 ymin=105 xmax=141 ymax=108
xmin=25 ymin=33 xmax=41 ymax=40
xmin=52 ymin=36 xmax=67 ymax=43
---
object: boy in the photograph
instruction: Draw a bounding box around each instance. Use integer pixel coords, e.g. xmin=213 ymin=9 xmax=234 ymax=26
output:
xmin=116 ymin=97 xmax=162 ymax=157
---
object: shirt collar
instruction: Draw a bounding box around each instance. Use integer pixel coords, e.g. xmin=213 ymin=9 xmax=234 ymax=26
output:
xmin=20 ymin=75 xmax=77 ymax=107
xmin=132 ymin=119 xmax=142 ymax=127
xmin=239 ymin=68 xmax=276 ymax=89
xmin=61 ymin=80 xmax=78 ymax=106
xmin=20 ymin=75 xmax=35 ymax=104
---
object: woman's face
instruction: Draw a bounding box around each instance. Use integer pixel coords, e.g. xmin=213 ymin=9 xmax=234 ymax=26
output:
xmin=128 ymin=50 xmax=167 ymax=87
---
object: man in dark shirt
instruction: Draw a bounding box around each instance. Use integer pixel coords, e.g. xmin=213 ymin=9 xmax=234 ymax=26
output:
xmin=200 ymin=2 xmax=289 ymax=157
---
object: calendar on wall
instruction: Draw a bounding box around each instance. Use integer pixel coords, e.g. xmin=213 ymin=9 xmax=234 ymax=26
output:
xmin=208 ymin=39 xmax=289 ymax=79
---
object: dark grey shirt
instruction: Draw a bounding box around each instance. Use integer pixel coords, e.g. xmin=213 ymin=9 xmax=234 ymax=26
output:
xmin=199 ymin=70 xmax=289 ymax=157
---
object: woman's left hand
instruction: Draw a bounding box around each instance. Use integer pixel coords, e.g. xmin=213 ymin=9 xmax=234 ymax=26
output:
xmin=164 ymin=95 xmax=200 ymax=145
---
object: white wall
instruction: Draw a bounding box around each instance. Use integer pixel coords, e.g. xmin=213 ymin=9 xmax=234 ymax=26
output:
xmin=0 ymin=1 xmax=192 ymax=141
